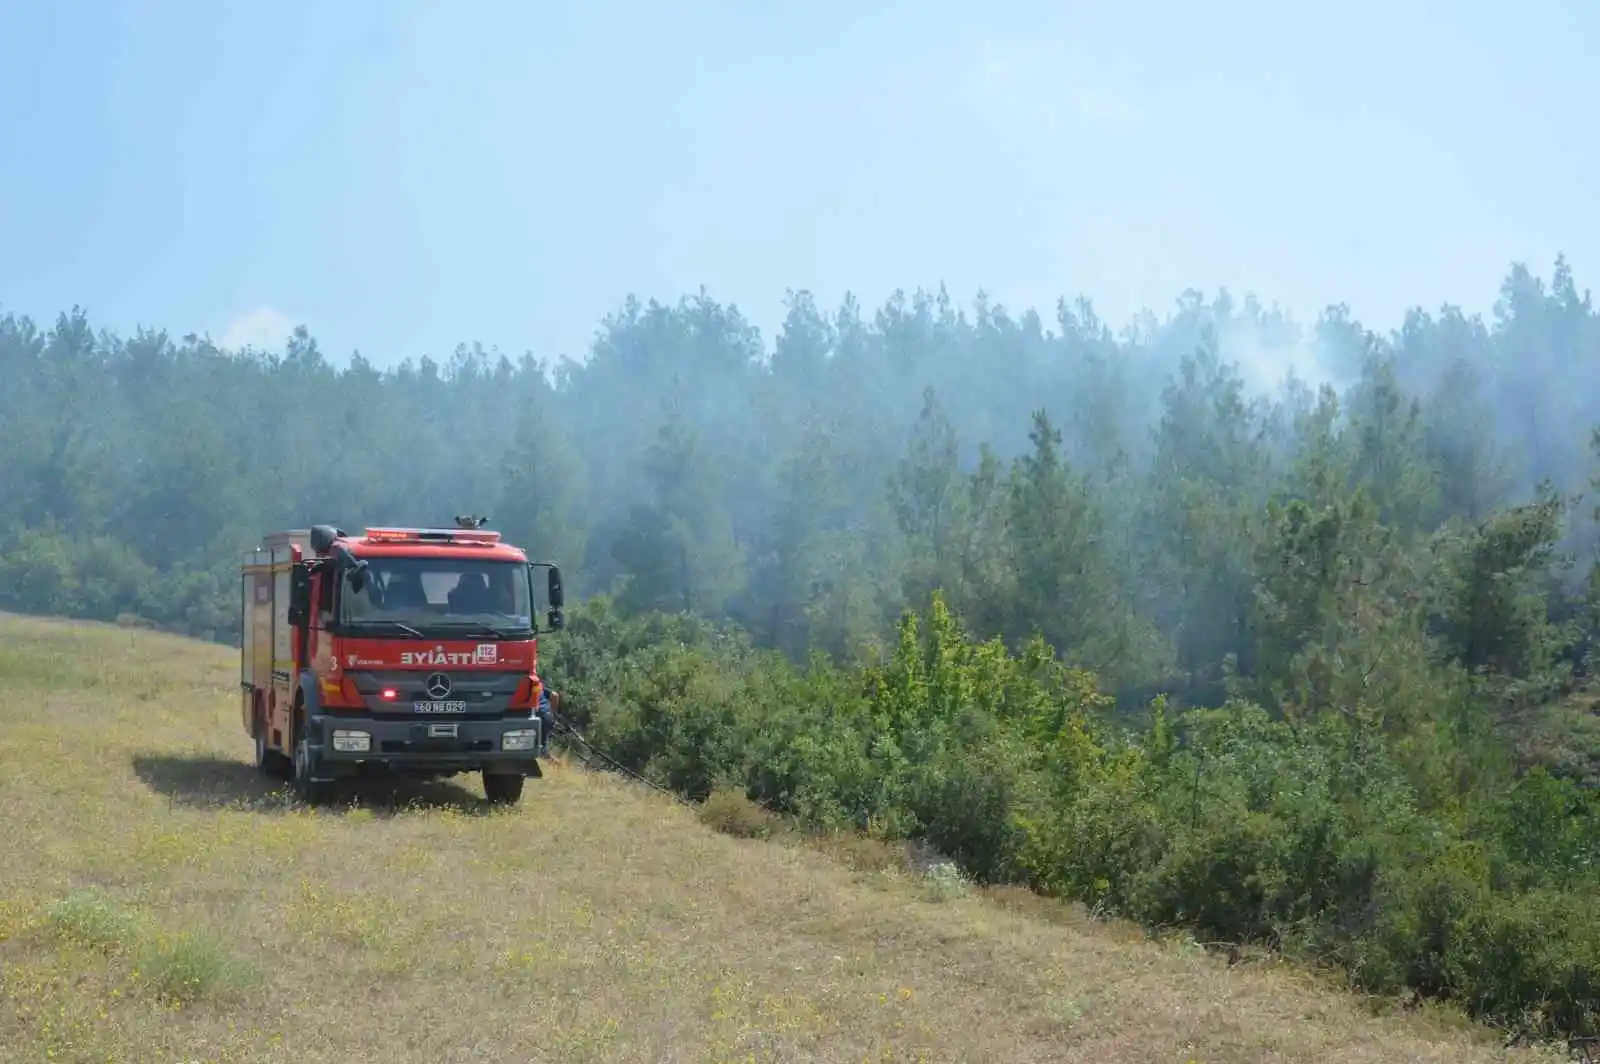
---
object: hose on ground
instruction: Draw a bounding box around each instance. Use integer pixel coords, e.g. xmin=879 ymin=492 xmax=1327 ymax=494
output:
xmin=545 ymin=710 xmax=696 ymax=810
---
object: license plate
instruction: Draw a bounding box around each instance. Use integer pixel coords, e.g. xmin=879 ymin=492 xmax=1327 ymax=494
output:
xmin=427 ymin=723 xmax=459 ymax=738
xmin=413 ymin=700 xmax=467 ymax=714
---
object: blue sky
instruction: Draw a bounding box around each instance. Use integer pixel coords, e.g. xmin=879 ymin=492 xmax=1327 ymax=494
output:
xmin=1 ymin=0 xmax=1595 ymax=368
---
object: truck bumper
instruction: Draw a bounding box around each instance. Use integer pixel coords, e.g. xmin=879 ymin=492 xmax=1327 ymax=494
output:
xmin=306 ymin=714 xmax=545 ymax=777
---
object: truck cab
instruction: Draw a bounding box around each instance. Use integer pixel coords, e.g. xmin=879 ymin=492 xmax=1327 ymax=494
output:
xmin=240 ymin=519 xmax=564 ymax=805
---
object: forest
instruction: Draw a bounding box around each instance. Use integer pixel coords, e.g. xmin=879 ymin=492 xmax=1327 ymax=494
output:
xmin=2 ymin=256 xmax=1599 ymax=1039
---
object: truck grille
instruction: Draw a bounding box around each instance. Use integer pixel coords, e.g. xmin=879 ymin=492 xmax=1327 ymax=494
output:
xmin=345 ymin=670 xmax=525 ymax=717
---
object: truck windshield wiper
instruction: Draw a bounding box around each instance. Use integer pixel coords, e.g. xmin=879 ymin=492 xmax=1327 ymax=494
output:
xmin=349 ymin=619 xmax=425 ymax=637
xmin=439 ymin=622 xmax=524 ymax=639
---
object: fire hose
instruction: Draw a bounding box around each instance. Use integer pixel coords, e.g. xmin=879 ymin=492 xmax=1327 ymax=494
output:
xmin=543 ymin=691 xmax=694 ymax=810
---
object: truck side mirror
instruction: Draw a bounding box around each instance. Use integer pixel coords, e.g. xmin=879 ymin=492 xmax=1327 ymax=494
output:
xmin=334 ymin=546 xmax=368 ymax=593
xmin=287 ymin=563 xmax=312 ymax=626
xmin=545 ymin=564 xmax=565 ymax=631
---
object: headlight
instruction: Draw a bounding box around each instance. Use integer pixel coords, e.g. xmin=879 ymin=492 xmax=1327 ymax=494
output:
xmin=331 ymin=730 xmax=371 ymax=753
xmin=502 ymin=729 xmax=540 ymax=751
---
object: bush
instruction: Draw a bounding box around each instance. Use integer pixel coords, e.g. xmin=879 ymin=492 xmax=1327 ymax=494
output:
xmin=698 ymin=788 xmax=783 ymax=839
xmin=540 ymin=593 xmax=1600 ymax=1041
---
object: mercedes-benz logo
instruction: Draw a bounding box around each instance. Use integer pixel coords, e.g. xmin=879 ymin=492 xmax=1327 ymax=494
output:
xmin=425 ymin=672 xmax=453 ymax=699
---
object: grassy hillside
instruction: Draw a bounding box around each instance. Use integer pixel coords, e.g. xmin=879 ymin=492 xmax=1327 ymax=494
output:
xmin=0 ymin=613 xmax=1567 ymax=1064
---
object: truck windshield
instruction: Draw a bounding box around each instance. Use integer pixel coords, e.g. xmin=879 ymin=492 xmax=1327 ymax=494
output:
xmin=339 ymin=557 xmax=533 ymax=635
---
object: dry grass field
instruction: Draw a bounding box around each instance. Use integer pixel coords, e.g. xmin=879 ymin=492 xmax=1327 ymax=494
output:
xmin=0 ymin=611 xmax=1570 ymax=1063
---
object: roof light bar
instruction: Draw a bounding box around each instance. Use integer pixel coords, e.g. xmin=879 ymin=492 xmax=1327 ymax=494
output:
xmin=363 ymin=527 xmax=420 ymax=542
xmin=362 ymin=526 xmax=502 ymax=545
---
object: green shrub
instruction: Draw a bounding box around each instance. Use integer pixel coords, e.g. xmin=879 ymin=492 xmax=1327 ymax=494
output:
xmin=135 ymin=929 xmax=259 ymax=1005
xmin=541 ymin=592 xmax=1600 ymax=1040
xmin=699 ymin=788 xmax=783 ymax=839
xmin=46 ymin=889 xmax=138 ymax=954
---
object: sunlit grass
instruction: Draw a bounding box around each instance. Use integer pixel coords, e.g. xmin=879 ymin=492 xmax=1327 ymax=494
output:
xmin=0 ymin=610 xmax=1563 ymax=1063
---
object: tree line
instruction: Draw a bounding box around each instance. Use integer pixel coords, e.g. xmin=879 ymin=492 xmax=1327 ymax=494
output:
xmin=2 ymin=256 xmax=1599 ymax=1036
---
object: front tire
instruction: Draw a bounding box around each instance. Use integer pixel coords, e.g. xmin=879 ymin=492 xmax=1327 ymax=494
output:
xmin=483 ymin=772 xmax=524 ymax=805
xmin=254 ymin=714 xmax=291 ymax=778
xmin=291 ymin=718 xmax=334 ymax=805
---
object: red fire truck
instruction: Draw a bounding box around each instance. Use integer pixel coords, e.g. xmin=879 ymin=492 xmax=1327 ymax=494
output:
xmin=239 ymin=518 xmax=564 ymax=805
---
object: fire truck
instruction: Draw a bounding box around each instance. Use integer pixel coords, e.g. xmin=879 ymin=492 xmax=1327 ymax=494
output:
xmin=239 ymin=518 xmax=564 ymax=805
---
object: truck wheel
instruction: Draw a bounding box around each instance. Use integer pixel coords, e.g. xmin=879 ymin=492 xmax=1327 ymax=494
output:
xmin=291 ymin=721 xmax=334 ymax=806
xmin=253 ymin=713 xmax=291 ymax=778
xmin=482 ymin=772 xmax=524 ymax=805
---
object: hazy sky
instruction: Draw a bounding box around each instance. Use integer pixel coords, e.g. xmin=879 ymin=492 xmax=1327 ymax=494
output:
xmin=1 ymin=0 xmax=1595 ymax=367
